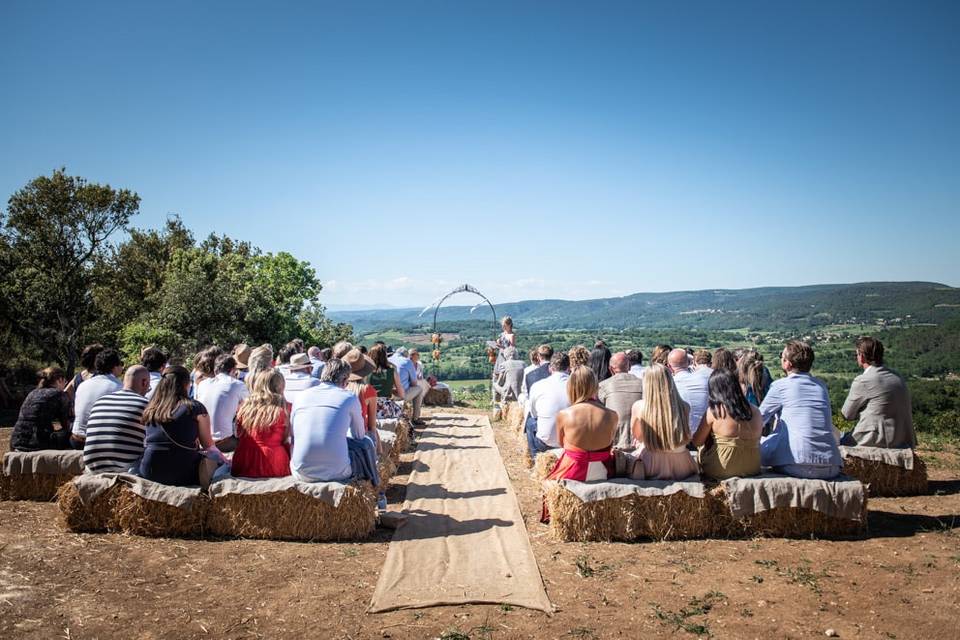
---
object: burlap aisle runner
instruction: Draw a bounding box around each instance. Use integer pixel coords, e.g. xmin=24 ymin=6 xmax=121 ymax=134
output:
xmin=368 ymin=413 xmax=552 ymax=613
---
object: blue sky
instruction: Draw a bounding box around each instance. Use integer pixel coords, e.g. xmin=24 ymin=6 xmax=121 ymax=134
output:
xmin=2 ymin=1 xmax=958 ymax=308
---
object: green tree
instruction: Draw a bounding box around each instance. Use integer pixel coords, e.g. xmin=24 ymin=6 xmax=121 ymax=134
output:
xmin=0 ymin=169 xmax=139 ymax=373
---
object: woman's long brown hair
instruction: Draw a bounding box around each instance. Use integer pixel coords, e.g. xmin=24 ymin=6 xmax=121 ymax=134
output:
xmin=142 ymin=365 xmax=192 ymax=425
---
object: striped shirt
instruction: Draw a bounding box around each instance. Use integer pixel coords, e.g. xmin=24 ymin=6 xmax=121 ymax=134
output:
xmin=82 ymin=389 xmax=149 ymax=473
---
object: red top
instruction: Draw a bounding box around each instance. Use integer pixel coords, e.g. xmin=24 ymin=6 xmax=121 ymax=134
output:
xmin=232 ymin=411 xmax=290 ymax=478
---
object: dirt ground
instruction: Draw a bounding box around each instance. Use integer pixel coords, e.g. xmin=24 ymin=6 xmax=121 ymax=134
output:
xmin=1 ymin=410 xmax=958 ymax=640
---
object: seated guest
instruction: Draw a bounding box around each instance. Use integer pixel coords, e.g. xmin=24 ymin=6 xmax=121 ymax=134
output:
xmin=760 ymin=341 xmax=842 ymax=479
xmin=518 ymin=348 xmax=541 ymax=407
xmin=344 ymin=348 xmax=380 ymax=444
xmin=368 ymin=343 xmax=405 ymax=418
xmin=231 ymin=343 xmax=251 ymax=381
xmin=195 ymin=354 xmax=249 ymax=453
xmin=276 ymin=342 xmax=298 ymax=372
xmin=64 ymin=343 xmax=103 ymax=401
xmin=712 ymin=348 xmax=738 ymax=375
xmin=691 ymin=370 xmax=762 ymax=480
xmin=840 ymin=337 xmax=916 ymax=448
xmin=409 ymin=349 xmax=433 ymax=403
xmin=650 ymin=344 xmax=672 ymax=367
xmin=526 ymin=352 xmax=571 ymax=461
xmin=139 ymin=365 xmax=214 ymax=487
xmin=389 ymin=347 xmax=425 ymax=426
xmin=547 ymin=366 xmax=617 ymax=482
xmin=492 ymin=346 xmax=526 ymax=402
xmin=83 ymin=365 xmax=152 ymax=473
xmin=282 ymin=353 xmax=320 ymax=406
xmin=588 ymin=344 xmax=612 ymax=383
xmin=140 ymin=347 xmax=167 ymax=399
xmin=289 ymin=359 xmax=364 ymax=482
xmin=11 ymin=367 xmax=72 ymax=451
xmin=598 ymin=352 xmax=645 ymax=449
xmin=71 ymin=348 xmax=124 ymax=449
xmin=308 ymin=346 xmax=329 ymax=379
xmin=332 ymin=340 xmax=354 ymax=359
xmin=693 ymin=349 xmax=713 ymax=379
xmin=191 ymin=346 xmax=223 ymax=397
xmin=245 ymin=344 xmax=274 ymax=390
xmin=522 ymin=345 xmax=553 ymax=407
xmin=667 ymin=348 xmax=710 ymax=439
xmin=629 ymin=364 xmax=698 ymax=480
xmin=626 ymin=349 xmax=645 ymax=380
xmin=568 ymin=345 xmax=590 ymax=370
xmin=232 ymin=369 xmax=291 ymax=478
xmin=738 ymin=349 xmax=772 ymax=406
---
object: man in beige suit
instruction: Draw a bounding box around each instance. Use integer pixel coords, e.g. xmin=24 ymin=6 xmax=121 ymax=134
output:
xmin=598 ymin=352 xmax=645 ymax=449
xmin=840 ymin=337 xmax=916 ymax=448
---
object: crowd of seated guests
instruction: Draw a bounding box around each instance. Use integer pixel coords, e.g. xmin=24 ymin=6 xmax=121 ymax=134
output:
xmin=8 ymin=336 xmax=430 ymax=508
xmin=519 ymin=336 xmax=917 ymax=485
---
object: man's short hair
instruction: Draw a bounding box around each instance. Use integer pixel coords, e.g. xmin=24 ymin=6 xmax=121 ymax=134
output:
xmin=693 ymin=349 xmax=712 ymax=366
xmin=319 ymin=347 xmax=333 ymax=360
xmin=625 ymin=349 xmax=643 ymax=366
xmin=783 ymin=340 xmax=815 ymax=373
xmin=856 ymin=336 xmax=884 ymax=366
xmin=214 ymin=354 xmax=237 ymax=375
xmin=320 ymin=358 xmax=351 ymax=385
xmin=550 ymin=352 xmax=570 ymax=372
xmin=537 ymin=344 xmax=554 ymax=362
xmin=529 ymin=348 xmax=539 ymax=364
xmin=94 ymin=348 xmax=122 ymax=375
xmin=140 ymin=347 xmax=167 ymax=373
xmin=307 ymin=346 xmax=321 ymax=359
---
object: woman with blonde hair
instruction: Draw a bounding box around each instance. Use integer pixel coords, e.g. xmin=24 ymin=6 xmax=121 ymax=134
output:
xmin=231 ymin=369 xmax=291 ymax=478
xmin=629 ymin=364 xmax=698 ymax=480
xmin=245 ymin=345 xmax=274 ymax=390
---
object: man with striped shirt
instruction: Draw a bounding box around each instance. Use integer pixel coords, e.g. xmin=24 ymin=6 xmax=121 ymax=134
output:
xmin=83 ymin=365 xmax=152 ymax=474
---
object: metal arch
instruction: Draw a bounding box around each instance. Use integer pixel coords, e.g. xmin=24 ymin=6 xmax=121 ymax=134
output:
xmin=418 ymin=284 xmax=498 ymax=333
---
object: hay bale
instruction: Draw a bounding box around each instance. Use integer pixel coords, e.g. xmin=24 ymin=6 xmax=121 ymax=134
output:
xmin=502 ymin=402 xmax=524 ymax=430
xmin=393 ymin=418 xmax=411 ymax=454
xmin=2 ymin=472 xmax=77 ymax=502
xmin=377 ymin=455 xmax=397 ymax=494
xmin=206 ymin=482 xmax=377 ymax=541
xmin=842 ymin=454 xmax=927 ymax=497
xmin=424 ymin=387 xmax=452 ymax=406
xmin=710 ymin=486 xmax=867 ymax=539
xmin=545 ymin=482 xmax=726 ymax=542
xmin=533 ymin=450 xmax=560 ymax=482
xmin=112 ymin=485 xmax=209 ymax=538
xmin=56 ymin=479 xmax=122 ymax=533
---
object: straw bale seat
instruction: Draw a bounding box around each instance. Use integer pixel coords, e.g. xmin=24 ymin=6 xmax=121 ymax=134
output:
xmin=57 ymin=473 xmax=126 ymax=532
xmin=840 ymin=445 xmax=928 ymax=496
xmin=206 ymin=476 xmax=377 ymax=541
xmin=423 ymin=386 xmax=452 ymax=406
xmin=502 ymin=401 xmax=525 ymax=430
xmin=545 ymin=473 xmax=867 ymax=542
xmin=2 ymin=450 xmax=85 ymax=501
xmin=378 ymin=417 xmax=411 ymax=456
xmin=533 ymin=449 xmax=563 ymax=482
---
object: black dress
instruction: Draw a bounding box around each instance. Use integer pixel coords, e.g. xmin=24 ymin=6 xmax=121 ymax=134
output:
xmin=139 ymin=400 xmax=207 ymax=486
xmin=11 ymin=388 xmax=73 ymax=451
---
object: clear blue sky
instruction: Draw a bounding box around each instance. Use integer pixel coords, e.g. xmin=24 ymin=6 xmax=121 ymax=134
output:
xmin=2 ymin=1 xmax=958 ymax=308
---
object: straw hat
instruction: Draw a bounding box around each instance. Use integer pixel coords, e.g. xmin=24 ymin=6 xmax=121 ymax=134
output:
xmin=289 ymin=352 xmax=313 ymax=371
xmin=232 ymin=343 xmax=251 ymax=369
xmin=344 ymin=348 xmax=375 ymax=381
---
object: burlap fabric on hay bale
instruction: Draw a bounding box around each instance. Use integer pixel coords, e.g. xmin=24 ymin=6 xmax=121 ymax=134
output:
xmin=205 ymin=479 xmax=377 ymax=541
xmin=842 ymin=452 xmax=928 ymax=497
xmin=2 ymin=450 xmax=85 ymax=501
xmin=56 ymin=477 xmax=125 ymax=532
xmin=424 ymin=386 xmax=452 ymax=406
xmin=544 ymin=482 xmax=866 ymax=542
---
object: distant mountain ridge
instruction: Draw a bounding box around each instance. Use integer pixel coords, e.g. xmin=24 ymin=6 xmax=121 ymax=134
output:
xmin=329 ymin=281 xmax=960 ymax=332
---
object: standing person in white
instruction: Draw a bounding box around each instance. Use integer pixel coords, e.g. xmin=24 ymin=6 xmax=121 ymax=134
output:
xmin=195 ymin=354 xmax=248 ymax=453
xmin=526 ymin=352 xmax=571 ymax=460
xmin=668 ymin=348 xmax=710 ymax=439
xmin=71 ymin=348 xmax=124 ymax=449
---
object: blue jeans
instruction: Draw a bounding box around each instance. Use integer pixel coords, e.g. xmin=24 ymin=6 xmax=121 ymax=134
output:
xmin=524 ymin=414 xmax=552 ymax=462
xmin=775 ymin=463 xmax=842 ymax=480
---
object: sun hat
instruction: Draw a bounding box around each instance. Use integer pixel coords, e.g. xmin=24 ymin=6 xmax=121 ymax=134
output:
xmin=232 ymin=343 xmax=251 ymax=369
xmin=343 ymin=348 xmax=375 ymax=381
xmin=289 ymin=352 xmax=313 ymax=371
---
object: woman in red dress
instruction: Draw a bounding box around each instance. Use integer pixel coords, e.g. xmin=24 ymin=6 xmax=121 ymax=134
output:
xmin=232 ymin=369 xmax=291 ymax=478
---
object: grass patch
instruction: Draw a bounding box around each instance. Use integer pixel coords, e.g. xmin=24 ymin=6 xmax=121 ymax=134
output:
xmin=652 ymin=591 xmax=726 ymax=636
xmin=574 ymin=554 xmax=613 ymax=578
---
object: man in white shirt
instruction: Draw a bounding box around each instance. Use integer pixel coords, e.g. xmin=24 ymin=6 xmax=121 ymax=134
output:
xmin=668 ymin=348 xmax=710 ymax=437
xmin=283 ymin=352 xmax=320 ymax=405
xmin=290 ymin=359 xmax=365 ymax=482
xmin=626 ymin=349 xmax=645 ymax=380
xmin=195 ymin=354 xmax=249 ymax=452
xmin=693 ymin=349 xmax=713 ymax=380
xmin=526 ymin=352 xmax=571 ymax=462
xmin=139 ymin=347 xmax=167 ymax=400
xmin=71 ymin=348 xmax=124 ymax=448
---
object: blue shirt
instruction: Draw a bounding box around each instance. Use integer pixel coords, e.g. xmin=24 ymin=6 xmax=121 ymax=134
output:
xmin=310 ymin=358 xmax=325 ymax=379
xmin=759 ymin=372 xmax=842 ymax=468
xmin=389 ymin=354 xmax=418 ymax=392
xmin=290 ymin=382 xmax=364 ymax=482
